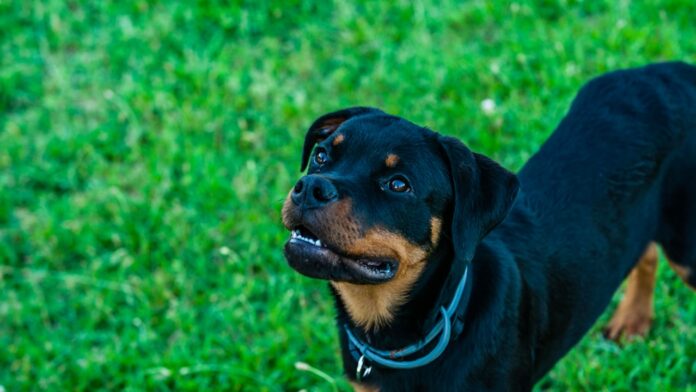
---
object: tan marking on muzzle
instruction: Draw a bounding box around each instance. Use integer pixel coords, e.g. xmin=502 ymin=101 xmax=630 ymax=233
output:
xmin=281 ymin=190 xmax=294 ymax=228
xmin=282 ymin=191 xmax=430 ymax=330
xmin=332 ymin=229 xmax=428 ymax=330
xmin=333 ymin=133 xmax=345 ymax=146
xmin=282 ymin=193 xmax=360 ymax=247
xmin=385 ymin=154 xmax=399 ymax=168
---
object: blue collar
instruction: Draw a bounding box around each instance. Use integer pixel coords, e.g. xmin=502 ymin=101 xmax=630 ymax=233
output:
xmin=344 ymin=264 xmax=473 ymax=381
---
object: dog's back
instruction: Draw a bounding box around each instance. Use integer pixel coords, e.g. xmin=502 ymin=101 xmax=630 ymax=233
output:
xmin=499 ymin=61 xmax=696 ymax=379
xmin=658 ymin=99 xmax=696 ymax=288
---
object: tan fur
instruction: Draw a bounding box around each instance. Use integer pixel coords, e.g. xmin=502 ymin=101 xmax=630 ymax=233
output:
xmin=385 ymin=154 xmax=399 ymax=168
xmin=281 ymin=190 xmax=294 ymax=227
xmin=332 ymin=229 xmax=428 ymax=330
xmin=282 ymin=193 xmax=431 ymax=331
xmin=313 ymin=117 xmax=347 ymax=142
xmin=333 ymin=133 xmax=345 ymax=146
xmin=283 ymin=195 xmax=360 ymax=249
xmin=431 ymin=217 xmax=442 ymax=246
xmin=351 ymin=381 xmax=380 ymax=392
xmin=604 ymin=242 xmax=658 ymax=341
xmin=322 ymin=117 xmax=345 ymax=130
xmin=667 ymin=258 xmax=694 ymax=290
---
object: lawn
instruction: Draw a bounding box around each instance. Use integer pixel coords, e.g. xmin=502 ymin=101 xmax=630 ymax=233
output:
xmin=1 ymin=0 xmax=695 ymax=390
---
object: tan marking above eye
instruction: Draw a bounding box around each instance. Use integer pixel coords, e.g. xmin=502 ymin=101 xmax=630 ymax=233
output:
xmin=385 ymin=154 xmax=399 ymax=168
xmin=332 ymin=133 xmax=345 ymax=146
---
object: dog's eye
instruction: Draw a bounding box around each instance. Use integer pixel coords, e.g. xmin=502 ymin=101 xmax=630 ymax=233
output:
xmin=388 ymin=176 xmax=411 ymax=193
xmin=314 ymin=148 xmax=328 ymax=165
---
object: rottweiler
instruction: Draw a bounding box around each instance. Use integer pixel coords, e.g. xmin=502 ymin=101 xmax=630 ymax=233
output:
xmin=281 ymin=61 xmax=696 ymax=391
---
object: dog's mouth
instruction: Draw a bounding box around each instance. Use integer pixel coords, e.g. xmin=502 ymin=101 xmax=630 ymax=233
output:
xmin=284 ymin=225 xmax=398 ymax=284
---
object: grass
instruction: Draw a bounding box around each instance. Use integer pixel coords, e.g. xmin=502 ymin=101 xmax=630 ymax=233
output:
xmin=1 ymin=0 xmax=695 ymax=390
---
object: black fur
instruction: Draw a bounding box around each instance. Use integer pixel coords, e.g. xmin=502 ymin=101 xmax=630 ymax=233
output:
xmin=285 ymin=62 xmax=696 ymax=391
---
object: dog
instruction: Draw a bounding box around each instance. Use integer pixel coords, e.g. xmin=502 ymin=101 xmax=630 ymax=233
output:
xmin=281 ymin=62 xmax=696 ymax=391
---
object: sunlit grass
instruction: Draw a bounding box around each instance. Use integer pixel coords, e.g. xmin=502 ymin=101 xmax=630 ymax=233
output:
xmin=1 ymin=1 xmax=695 ymax=390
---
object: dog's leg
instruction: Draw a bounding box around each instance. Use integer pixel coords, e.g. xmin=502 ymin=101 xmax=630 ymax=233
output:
xmin=603 ymin=242 xmax=658 ymax=341
xmin=667 ymin=257 xmax=695 ymax=291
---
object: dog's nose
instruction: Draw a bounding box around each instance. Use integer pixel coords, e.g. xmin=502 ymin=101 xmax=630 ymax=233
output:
xmin=291 ymin=175 xmax=338 ymax=209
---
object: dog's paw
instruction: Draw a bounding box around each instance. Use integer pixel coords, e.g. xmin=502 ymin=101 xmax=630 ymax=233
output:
xmin=603 ymin=305 xmax=653 ymax=342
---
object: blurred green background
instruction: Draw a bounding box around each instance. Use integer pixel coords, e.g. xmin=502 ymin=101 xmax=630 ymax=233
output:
xmin=1 ymin=1 xmax=695 ymax=390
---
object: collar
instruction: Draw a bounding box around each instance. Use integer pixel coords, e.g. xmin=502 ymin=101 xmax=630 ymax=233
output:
xmin=344 ymin=264 xmax=473 ymax=381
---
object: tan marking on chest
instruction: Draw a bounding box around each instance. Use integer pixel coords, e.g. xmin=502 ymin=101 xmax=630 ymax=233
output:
xmin=332 ymin=229 xmax=428 ymax=330
xmin=351 ymin=381 xmax=380 ymax=392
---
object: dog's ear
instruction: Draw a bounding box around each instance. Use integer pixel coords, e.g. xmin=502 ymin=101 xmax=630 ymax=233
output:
xmin=301 ymin=107 xmax=383 ymax=171
xmin=439 ymin=136 xmax=519 ymax=262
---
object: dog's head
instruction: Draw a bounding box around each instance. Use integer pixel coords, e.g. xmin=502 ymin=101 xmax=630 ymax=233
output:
xmin=282 ymin=107 xmax=518 ymax=328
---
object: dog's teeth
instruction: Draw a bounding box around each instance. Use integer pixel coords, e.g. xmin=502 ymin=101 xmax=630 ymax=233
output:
xmin=290 ymin=230 xmax=325 ymax=247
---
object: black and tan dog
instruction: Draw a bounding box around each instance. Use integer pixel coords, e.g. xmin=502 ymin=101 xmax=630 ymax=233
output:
xmin=281 ymin=62 xmax=696 ymax=391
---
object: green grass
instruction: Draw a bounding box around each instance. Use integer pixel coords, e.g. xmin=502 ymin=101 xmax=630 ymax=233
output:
xmin=1 ymin=0 xmax=695 ymax=390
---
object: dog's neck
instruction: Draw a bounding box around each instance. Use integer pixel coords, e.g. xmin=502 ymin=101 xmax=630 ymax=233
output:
xmin=333 ymin=241 xmax=463 ymax=350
